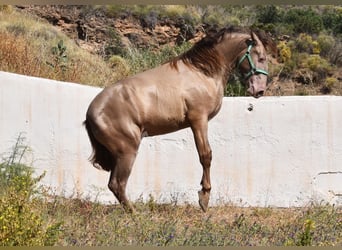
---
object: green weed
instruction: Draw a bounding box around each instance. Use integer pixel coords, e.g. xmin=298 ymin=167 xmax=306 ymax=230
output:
xmin=0 ymin=134 xmax=62 ymax=246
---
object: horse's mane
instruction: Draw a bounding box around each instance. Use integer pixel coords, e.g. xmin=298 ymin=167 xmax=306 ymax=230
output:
xmin=170 ymin=26 xmax=277 ymax=77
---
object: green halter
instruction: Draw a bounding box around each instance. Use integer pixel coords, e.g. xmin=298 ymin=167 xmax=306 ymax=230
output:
xmin=237 ymin=40 xmax=268 ymax=80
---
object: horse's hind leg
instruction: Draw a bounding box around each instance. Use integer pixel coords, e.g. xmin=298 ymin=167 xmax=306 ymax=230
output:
xmin=108 ymin=152 xmax=137 ymax=212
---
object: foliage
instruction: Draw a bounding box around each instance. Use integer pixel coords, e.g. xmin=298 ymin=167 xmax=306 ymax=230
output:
xmin=46 ymin=40 xmax=68 ymax=77
xmin=321 ymin=77 xmax=339 ymax=94
xmin=225 ymin=74 xmax=247 ymax=97
xmin=256 ymin=5 xmax=281 ymax=24
xmin=124 ymin=42 xmax=192 ymax=75
xmin=321 ymin=6 xmax=342 ymax=35
xmin=0 ymin=135 xmax=62 ymax=246
xmin=277 ymin=41 xmax=291 ymax=63
xmin=104 ymin=28 xmax=126 ymax=58
xmin=301 ymin=55 xmax=332 ymax=73
xmin=317 ymin=33 xmax=336 ymax=57
xmin=283 ymin=8 xmax=323 ymax=34
xmin=295 ymin=33 xmax=315 ymax=54
xmin=108 ymin=55 xmax=130 ymax=80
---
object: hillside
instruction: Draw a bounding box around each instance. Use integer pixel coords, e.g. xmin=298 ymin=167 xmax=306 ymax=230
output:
xmin=1 ymin=5 xmax=342 ymax=96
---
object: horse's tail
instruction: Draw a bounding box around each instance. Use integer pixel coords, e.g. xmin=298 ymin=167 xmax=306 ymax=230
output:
xmin=83 ymin=118 xmax=113 ymax=172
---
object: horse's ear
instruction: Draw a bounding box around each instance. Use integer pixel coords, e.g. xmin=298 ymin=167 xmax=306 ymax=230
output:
xmin=251 ymin=32 xmax=260 ymax=44
xmin=251 ymin=29 xmax=278 ymax=57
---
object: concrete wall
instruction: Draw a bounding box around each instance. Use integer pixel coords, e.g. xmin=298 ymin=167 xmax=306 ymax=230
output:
xmin=1 ymin=71 xmax=341 ymax=207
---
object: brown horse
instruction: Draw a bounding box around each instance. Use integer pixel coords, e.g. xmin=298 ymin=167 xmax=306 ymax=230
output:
xmin=84 ymin=26 xmax=276 ymax=212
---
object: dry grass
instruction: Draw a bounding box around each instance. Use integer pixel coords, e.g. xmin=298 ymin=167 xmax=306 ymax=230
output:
xmin=45 ymin=196 xmax=341 ymax=246
xmin=0 ymin=10 xmax=118 ymax=87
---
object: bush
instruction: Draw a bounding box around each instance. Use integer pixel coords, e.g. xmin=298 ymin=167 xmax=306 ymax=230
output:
xmin=256 ymin=5 xmax=281 ymax=24
xmin=0 ymin=135 xmax=62 ymax=246
xmin=277 ymin=41 xmax=292 ymax=63
xmin=225 ymin=74 xmax=247 ymax=97
xmin=321 ymin=6 xmax=342 ymax=35
xmin=328 ymin=39 xmax=342 ymax=67
xmin=301 ymin=55 xmax=332 ymax=73
xmin=317 ymin=33 xmax=335 ymax=57
xmin=284 ymin=8 xmax=323 ymax=34
xmin=108 ymin=55 xmax=130 ymax=81
xmin=124 ymin=42 xmax=192 ymax=74
xmin=320 ymin=77 xmax=338 ymax=94
xmin=295 ymin=33 xmax=314 ymax=54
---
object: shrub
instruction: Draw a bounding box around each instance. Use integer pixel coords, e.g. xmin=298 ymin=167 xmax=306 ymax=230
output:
xmin=108 ymin=55 xmax=130 ymax=81
xmin=277 ymin=41 xmax=292 ymax=63
xmin=124 ymin=42 xmax=191 ymax=74
xmin=328 ymin=39 xmax=342 ymax=67
xmin=321 ymin=6 xmax=342 ymax=35
xmin=0 ymin=135 xmax=62 ymax=246
xmin=311 ymin=41 xmax=320 ymax=55
xmin=46 ymin=40 xmax=69 ymax=78
xmin=317 ymin=33 xmax=336 ymax=57
xmin=301 ymin=55 xmax=331 ymax=72
xmin=225 ymin=74 xmax=247 ymax=97
xmin=295 ymin=33 xmax=314 ymax=54
xmin=256 ymin=5 xmax=281 ymax=24
xmin=284 ymin=8 xmax=323 ymax=34
xmin=295 ymin=54 xmax=333 ymax=84
xmin=105 ymin=28 xmax=127 ymax=58
xmin=321 ymin=77 xmax=338 ymax=94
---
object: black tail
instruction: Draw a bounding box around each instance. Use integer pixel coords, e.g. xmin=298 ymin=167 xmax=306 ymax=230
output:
xmin=84 ymin=118 xmax=114 ymax=172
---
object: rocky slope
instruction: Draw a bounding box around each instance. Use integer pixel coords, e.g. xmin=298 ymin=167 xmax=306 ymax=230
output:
xmin=16 ymin=5 xmax=204 ymax=55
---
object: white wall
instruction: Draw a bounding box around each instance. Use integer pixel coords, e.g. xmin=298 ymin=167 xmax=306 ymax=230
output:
xmin=1 ymin=71 xmax=341 ymax=207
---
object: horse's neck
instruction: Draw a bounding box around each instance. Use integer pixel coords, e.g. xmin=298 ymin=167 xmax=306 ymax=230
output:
xmin=217 ymin=35 xmax=250 ymax=85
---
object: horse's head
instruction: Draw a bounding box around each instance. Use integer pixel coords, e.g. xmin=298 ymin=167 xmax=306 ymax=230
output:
xmin=236 ymin=32 xmax=269 ymax=98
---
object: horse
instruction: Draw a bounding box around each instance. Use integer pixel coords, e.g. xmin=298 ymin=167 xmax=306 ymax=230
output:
xmin=84 ymin=26 xmax=276 ymax=212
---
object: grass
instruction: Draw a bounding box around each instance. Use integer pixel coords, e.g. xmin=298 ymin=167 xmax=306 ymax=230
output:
xmin=1 ymin=135 xmax=341 ymax=246
xmin=37 ymin=197 xmax=342 ymax=246
xmin=0 ymin=9 xmax=118 ymax=87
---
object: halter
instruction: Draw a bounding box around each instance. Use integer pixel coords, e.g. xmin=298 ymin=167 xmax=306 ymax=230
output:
xmin=237 ymin=40 xmax=268 ymax=80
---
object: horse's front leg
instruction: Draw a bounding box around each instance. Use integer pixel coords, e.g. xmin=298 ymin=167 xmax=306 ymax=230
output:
xmin=190 ymin=119 xmax=212 ymax=212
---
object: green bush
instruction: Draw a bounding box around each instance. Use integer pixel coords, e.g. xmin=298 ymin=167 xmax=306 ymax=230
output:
xmin=317 ymin=33 xmax=335 ymax=58
xmin=284 ymin=8 xmax=323 ymax=34
xmin=321 ymin=6 xmax=342 ymax=35
xmin=108 ymin=55 xmax=130 ymax=81
xmin=0 ymin=134 xmax=62 ymax=246
xmin=301 ymin=55 xmax=332 ymax=73
xmin=124 ymin=42 xmax=192 ymax=74
xmin=105 ymin=28 xmax=127 ymax=58
xmin=295 ymin=33 xmax=314 ymax=54
xmin=225 ymin=74 xmax=247 ymax=97
xmin=256 ymin=5 xmax=281 ymax=24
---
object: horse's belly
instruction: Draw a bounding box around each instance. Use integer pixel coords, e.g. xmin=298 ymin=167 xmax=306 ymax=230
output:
xmin=142 ymin=112 xmax=189 ymax=136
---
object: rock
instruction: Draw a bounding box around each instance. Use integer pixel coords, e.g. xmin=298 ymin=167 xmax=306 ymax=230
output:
xmin=15 ymin=5 xmax=199 ymax=55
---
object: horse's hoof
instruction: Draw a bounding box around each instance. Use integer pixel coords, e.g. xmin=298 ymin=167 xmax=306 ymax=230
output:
xmin=123 ymin=203 xmax=135 ymax=214
xmin=198 ymin=190 xmax=210 ymax=212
